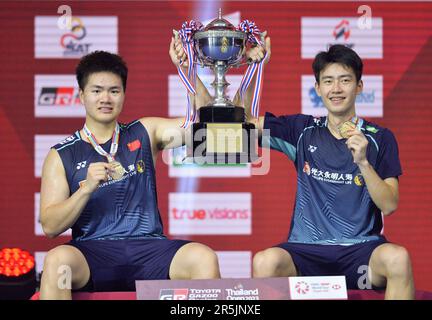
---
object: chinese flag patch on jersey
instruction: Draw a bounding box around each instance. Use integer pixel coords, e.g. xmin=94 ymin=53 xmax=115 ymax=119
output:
xmin=127 ymin=139 xmax=141 ymax=151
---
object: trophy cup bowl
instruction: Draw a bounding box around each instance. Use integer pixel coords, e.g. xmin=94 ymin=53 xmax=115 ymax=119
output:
xmin=194 ymin=30 xmax=247 ymax=66
xmin=188 ymin=12 xmax=258 ymax=164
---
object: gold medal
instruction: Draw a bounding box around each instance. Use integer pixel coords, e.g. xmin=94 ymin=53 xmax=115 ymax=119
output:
xmin=338 ymin=121 xmax=356 ymax=139
xmin=83 ymin=123 xmax=126 ymax=181
xmin=109 ymin=161 xmax=126 ymax=180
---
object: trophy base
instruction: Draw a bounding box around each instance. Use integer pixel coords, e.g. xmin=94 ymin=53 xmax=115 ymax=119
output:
xmin=188 ymin=121 xmax=258 ymax=164
xmin=199 ymin=106 xmax=245 ymax=123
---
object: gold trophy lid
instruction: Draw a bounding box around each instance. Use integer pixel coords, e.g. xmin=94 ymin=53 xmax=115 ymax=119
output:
xmin=203 ymin=8 xmax=236 ymax=31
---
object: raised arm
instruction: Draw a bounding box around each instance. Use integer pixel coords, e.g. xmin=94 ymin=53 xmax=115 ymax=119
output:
xmin=346 ymin=130 xmax=399 ymax=216
xmin=233 ymin=34 xmax=271 ymax=138
xmin=169 ymin=36 xmax=212 ymax=111
xmin=139 ymin=37 xmax=214 ymax=153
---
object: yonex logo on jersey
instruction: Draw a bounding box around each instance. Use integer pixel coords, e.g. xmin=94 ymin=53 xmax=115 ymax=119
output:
xmin=313 ymin=117 xmax=322 ymax=126
xmin=59 ymin=136 xmax=76 ymax=145
xmin=308 ymin=145 xmax=317 ymax=152
xmin=76 ymin=161 xmax=87 ymax=170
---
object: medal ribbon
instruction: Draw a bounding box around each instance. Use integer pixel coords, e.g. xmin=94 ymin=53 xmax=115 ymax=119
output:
xmin=352 ymin=116 xmax=363 ymax=130
xmin=83 ymin=123 xmax=120 ymax=162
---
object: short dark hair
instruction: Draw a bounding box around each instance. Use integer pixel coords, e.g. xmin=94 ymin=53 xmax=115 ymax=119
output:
xmin=312 ymin=45 xmax=363 ymax=83
xmin=76 ymin=51 xmax=128 ymax=91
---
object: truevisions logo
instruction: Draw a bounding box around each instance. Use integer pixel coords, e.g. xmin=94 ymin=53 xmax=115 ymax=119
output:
xmin=172 ymin=208 xmax=250 ymax=220
xmin=169 ymin=193 xmax=251 ymax=235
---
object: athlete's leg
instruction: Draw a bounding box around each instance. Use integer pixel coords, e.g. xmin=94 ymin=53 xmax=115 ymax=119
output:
xmin=39 ymin=245 xmax=90 ymax=300
xmin=169 ymin=242 xmax=220 ymax=279
xmin=368 ymin=243 xmax=415 ymax=300
xmin=253 ymin=247 xmax=298 ymax=277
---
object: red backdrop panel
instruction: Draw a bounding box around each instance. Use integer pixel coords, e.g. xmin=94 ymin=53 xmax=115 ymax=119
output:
xmin=0 ymin=1 xmax=431 ymax=290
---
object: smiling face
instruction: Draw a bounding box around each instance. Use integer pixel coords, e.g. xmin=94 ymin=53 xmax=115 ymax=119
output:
xmin=79 ymin=71 xmax=125 ymax=125
xmin=314 ymin=63 xmax=363 ymax=117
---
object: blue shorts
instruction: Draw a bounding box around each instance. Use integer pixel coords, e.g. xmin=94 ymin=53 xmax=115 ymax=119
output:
xmin=67 ymin=238 xmax=190 ymax=292
xmin=275 ymin=238 xmax=388 ymax=289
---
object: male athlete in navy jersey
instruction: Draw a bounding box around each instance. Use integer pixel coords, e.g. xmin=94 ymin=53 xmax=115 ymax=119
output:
xmin=38 ymin=39 xmax=224 ymax=299
xmin=248 ymin=44 xmax=415 ymax=299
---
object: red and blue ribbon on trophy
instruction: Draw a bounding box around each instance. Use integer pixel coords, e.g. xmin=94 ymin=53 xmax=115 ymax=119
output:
xmin=176 ymin=20 xmax=203 ymax=128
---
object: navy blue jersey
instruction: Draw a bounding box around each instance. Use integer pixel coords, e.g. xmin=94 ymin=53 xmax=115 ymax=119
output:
xmin=263 ymin=113 xmax=402 ymax=244
xmin=53 ymin=120 xmax=165 ymax=241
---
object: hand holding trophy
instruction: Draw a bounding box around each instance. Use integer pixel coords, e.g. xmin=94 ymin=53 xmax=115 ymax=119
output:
xmin=174 ymin=9 xmax=268 ymax=164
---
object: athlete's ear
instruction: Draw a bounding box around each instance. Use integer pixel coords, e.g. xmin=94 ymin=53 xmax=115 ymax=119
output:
xmin=356 ymin=79 xmax=363 ymax=95
xmin=314 ymin=81 xmax=322 ymax=97
xmin=79 ymin=88 xmax=85 ymax=105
